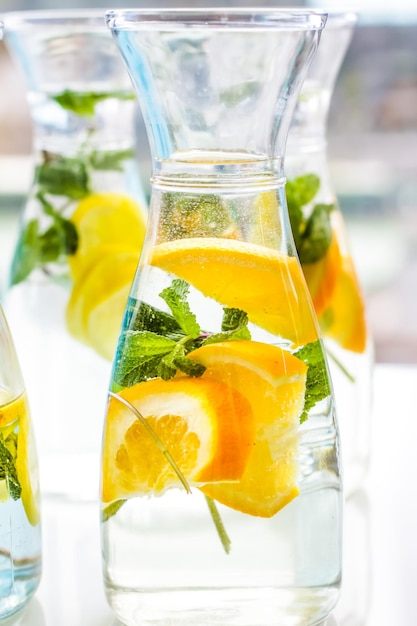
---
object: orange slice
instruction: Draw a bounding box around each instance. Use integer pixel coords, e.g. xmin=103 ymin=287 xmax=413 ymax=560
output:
xmin=185 ymin=340 xmax=307 ymax=517
xmin=319 ymin=254 xmax=367 ymax=354
xmin=302 ymin=231 xmax=342 ymax=317
xmin=101 ymin=376 xmax=254 ymax=504
xmin=151 ymin=237 xmax=319 ymax=348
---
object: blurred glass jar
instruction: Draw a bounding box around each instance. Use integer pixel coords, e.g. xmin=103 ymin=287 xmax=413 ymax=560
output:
xmin=0 ymin=302 xmax=42 ymax=619
xmin=3 ymin=10 xmax=148 ymax=500
xmin=286 ymin=12 xmax=373 ymax=495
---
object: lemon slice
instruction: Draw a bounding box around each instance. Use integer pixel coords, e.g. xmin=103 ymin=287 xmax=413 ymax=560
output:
xmin=66 ymin=250 xmax=139 ymax=360
xmin=151 ymin=237 xmax=319 ymax=348
xmin=0 ymin=392 xmax=40 ymax=526
xmin=69 ymin=192 xmax=146 ymax=280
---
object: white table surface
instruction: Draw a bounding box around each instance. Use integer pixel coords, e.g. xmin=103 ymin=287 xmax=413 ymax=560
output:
xmin=9 ymin=362 xmax=417 ymax=626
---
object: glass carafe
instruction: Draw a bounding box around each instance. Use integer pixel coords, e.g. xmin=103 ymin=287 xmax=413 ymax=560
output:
xmin=0 ymin=303 xmax=42 ymax=619
xmin=100 ymin=9 xmax=341 ymax=626
xmin=3 ymin=10 xmax=147 ymax=499
xmin=286 ymin=11 xmax=373 ymax=496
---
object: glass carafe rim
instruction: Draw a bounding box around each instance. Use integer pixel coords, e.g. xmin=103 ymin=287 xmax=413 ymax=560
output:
xmin=105 ymin=8 xmax=327 ymax=31
xmin=3 ymin=9 xmax=109 ymax=30
xmin=322 ymin=10 xmax=357 ymax=29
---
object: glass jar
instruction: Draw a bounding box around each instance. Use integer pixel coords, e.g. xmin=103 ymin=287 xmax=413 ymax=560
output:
xmin=0 ymin=303 xmax=42 ymax=619
xmin=3 ymin=10 xmax=148 ymax=499
xmin=100 ymin=9 xmax=342 ymax=626
xmin=286 ymin=11 xmax=373 ymax=495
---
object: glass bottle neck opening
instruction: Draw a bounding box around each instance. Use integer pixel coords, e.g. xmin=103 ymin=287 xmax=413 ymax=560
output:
xmin=152 ymin=150 xmax=284 ymax=191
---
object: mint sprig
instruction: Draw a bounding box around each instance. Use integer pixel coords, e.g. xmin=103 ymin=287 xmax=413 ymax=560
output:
xmin=113 ymin=280 xmax=251 ymax=389
xmin=10 ymin=90 xmax=137 ymax=285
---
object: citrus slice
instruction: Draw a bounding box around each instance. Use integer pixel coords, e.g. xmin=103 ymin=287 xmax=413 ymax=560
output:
xmin=185 ymin=340 xmax=307 ymax=518
xmin=69 ymin=192 xmax=146 ymax=280
xmin=66 ymin=250 xmax=139 ymax=360
xmin=15 ymin=394 xmax=41 ymax=526
xmin=319 ymin=255 xmax=367 ymax=354
xmin=302 ymin=230 xmax=342 ymax=317
xmin=0 ymin=392 xmax=40 ymax=526
xmin=316 ymin=213 xmax=367 ymax=353
xmin=151 ymin=238 xmax=319 ymax=348
xmin=248 ymin=191 xmax=282 ymax=248
xmin=101 ymin=377 xmax=254 ymax=504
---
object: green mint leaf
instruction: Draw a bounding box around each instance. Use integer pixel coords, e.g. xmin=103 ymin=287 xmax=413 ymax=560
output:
xmin=293 ymin=339 xmax=331 ymax=423
xmin=286 ymin=174 xmax=320 ymax=250
xmin=89 ymin=149 xmax=135 ymax=171
xmin=286 ymin=174 xmax=320 ymax=210
xmin=298 ymin=203 xmax=334 ymax=264
xmin=0 ymin=435 xmax=22 ymax=501
xmin=113 ymin=331 xmax=177 ymax=388
xmin=174 ymin=356 xmax=206 ymax=378
xmin=159 ymin=279 xmax=200 ymax=338
xmin=37 ymin=153 xmax=90 ymax=200
xmin=221 ymin=307 xmax=249 ymax=332
xmin=9 ymin=219 xmax=41 ymax=285
xmin=121 ymin=330 xmax=177 ymax=359
xmin=52 ymin=89 xmax=135 ymax=117
xmin=129 ymin=301 xmax=184 ymax=337
xmin=202 ymin=307 xmax=251 ymax=345
xmin=35 ymin=194 xmax=79 ymax=260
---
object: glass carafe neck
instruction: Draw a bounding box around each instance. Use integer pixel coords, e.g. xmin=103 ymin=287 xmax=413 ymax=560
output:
xmin=107 ymin=9 xmax=327 ymax=170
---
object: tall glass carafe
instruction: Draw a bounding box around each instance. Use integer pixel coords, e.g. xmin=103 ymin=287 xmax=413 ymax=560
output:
xmin=0 ymin=303 xmax=42 ymax=619
xmin=100 ymin=9 xmax=341 ymax=626
xmin=286 ymin=12 xmax=373 ymax=495
xmin=3 ymin=11 xmax=147 ymax=499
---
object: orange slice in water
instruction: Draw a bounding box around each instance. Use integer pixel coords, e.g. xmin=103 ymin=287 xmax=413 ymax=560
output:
xmin=101 ymin=376 xmax=254 ymax=504
xmin=319 ymin=254 xmax=367 ymax=354
xmin=185 ymin=340 xmax=307 ymax=518
xmin=151 ymin=237 xmax=318 ymax=348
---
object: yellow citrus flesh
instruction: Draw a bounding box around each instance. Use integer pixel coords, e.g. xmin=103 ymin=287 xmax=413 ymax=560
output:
xmin=185 ymin=341 xmax=307 ymax=518
xmin=66 ymin=250 xmax=139 ymax=360
xmin=0 ymin=391 xmax=40 ymax=526
xmin=68 ymin=192 xmax=146 ymax=281
xmin=248 ymin=191 xmax=282 ymax=248
xmin=151 ymin=238 xmax=319 ymax=348
xmin=101 ymin=377 xmax=254 ymax=504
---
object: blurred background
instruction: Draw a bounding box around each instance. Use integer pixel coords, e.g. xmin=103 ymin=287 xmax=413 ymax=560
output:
xmin=0 ymin=0 xmax=416 ymax=364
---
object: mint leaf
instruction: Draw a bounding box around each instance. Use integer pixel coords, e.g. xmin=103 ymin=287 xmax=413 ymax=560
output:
xmin=298 ymin=203 xmax=333 ymax=264
xmin=113 ymin=331 xmax=177 ymax=387
xmin=36 ymin=153 xmax=90 ymax=199
xmin=89 ymin=149 xmax=135 ymax=171
xmin=10 ymin=219 xmax=41 ymax=285
xmin=52 ymin=89 xmax=135 ymax=117
xmin=286 ymin=174 xmax=320 ymax=210
xmin=294 ymin=339 xmax=331 ymax=423
xmin=202 ymin=307 xmax=251 ymax=345
xmin=160 ymin=279 xmax=200 ymax=338
xmin=286 ymin=174 xmax=334 ymax=264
